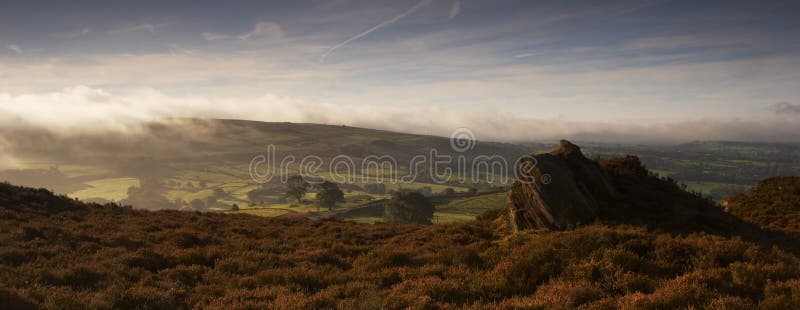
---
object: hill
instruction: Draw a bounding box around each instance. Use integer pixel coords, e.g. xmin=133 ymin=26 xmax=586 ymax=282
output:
xmin=724 ymin=177 xmax=800 ymax=234
xmin=1 ymin=119 xmax=529 ymax=213
xmin=1 ymin=120 xmax=798 ymax=220
xmin=3 ymin=170 xmax=800 ymax=308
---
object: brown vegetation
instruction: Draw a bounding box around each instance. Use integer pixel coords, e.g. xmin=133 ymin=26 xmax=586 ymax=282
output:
xmin=725 ymin=176 xmax=800 ymax=234
xmin=2 ymin=181 xmax=800 ymax=309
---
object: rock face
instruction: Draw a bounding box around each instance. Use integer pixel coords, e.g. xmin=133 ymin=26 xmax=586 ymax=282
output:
xmin=507 ymin=140 xmax=615 ymax=231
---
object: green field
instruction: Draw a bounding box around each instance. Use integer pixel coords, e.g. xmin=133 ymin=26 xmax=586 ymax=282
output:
xmin=2 ymin=120 xmax=798 ymax=218
xmin=434 ymin=192 xmax=506 ymax=223
xmin=69 ymin=178 xmax=139 ymax=201
xmin=336 ymin=192 xmax=507 ymax=224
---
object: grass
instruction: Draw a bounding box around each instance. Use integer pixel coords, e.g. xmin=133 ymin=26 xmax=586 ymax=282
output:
xmin=338 ymin=192 xmax=507 ymax=224
xmin=6 ymin=121 xmax=797 ymax=212
xmin=682 ymin=181 xmax=730 ymax=195
xmin=343 ymin=216 xmax=385 ymax=224
xmin=227 ymin=208 xmax=293 ymax=217
xmin=434 ymin=192 xmax=506 ymax=223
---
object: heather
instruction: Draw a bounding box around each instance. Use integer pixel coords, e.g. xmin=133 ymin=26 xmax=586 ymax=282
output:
xmin=2 ymin=182 xmax=800 ymax=309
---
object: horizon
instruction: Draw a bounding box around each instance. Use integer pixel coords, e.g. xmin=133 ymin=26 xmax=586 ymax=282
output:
xmin=2 ymin=0 xmax=800 ymax=143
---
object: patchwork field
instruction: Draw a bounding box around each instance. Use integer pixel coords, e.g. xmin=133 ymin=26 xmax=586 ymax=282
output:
xmin=1 ymin=120 xmax=798 ymax=221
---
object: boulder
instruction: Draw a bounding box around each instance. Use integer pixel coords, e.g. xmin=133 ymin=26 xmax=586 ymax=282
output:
xmin=507 ymin=140 xmax=615 ymax=231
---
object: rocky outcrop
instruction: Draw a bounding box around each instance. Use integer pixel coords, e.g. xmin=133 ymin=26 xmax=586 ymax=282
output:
xmin=507 ymin=140 xmax=615 ymax=231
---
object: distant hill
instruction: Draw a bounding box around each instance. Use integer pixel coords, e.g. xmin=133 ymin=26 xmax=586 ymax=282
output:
xmin=5 ymin=118 xmax=533 ymax=165
xmin=1 ymin=120 xmax=798 ymax=210
xmin=725 ymin=176 xmax=800 ymax=234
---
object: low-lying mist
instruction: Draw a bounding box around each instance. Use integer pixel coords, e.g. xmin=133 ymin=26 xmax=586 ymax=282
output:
xmin=2 ymin=86 xmax=799 ymax=151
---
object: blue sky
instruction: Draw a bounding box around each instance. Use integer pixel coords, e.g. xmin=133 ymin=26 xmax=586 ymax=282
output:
xmin=1 ymin=0 xmax=799 ymax=142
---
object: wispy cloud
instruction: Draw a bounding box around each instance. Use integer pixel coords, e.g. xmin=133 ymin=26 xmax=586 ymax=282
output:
xmin=320 ymin=0 xmax=433 ymax=62
xmin=167 ymin=44 xmax=197 ymax=56
xmin=448 ymin=0 xmax=461 ymax=19
xmin=63 ymin=27 xmax=91 ymax=38
xmin=6 ymin=44 xmax=22 ymax=54
xmin=771 ymin=102 xmax=800 ymax=114
xmin=623 ymin=35 xmax=760 ymax=51
xmin=201 ymin=32 xmax=230 ymax=41
xmin=514 ymin=52 xmax=539 ymax=59
xmin=107 ymin=22 xmax=171 ymax=34
xmin=238 ymin=22 xmax=283 ymax=41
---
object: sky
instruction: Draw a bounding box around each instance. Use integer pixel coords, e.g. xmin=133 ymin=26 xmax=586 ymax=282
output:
xmin=1 ymin=0 xmax=799 ymax=143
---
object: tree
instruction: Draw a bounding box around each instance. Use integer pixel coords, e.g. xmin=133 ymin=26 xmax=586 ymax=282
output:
xmin=384 ymin=191 xmax=435 ymax=225
xmin=285 ymin=175 xmax=310 ymax=203
xmin=314 ymin=181 xmax=345 ymax=212
xmin=230 ymin=203 xmax=239 ymax=211
xmin=442 ymin=187 xmax=456 ymax=195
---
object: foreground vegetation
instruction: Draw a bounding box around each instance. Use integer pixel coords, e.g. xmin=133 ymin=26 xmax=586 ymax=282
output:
xmin=2 ymin=182 xmax=800 ymax=309
xmin=725 ymin=176 xmax=800 ymax=234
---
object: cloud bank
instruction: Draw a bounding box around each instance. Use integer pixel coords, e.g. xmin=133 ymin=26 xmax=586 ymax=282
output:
xmin=1 ymin=86 xmax=798 ymax=145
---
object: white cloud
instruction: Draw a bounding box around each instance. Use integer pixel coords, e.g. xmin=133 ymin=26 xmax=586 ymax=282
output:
xmin=6 ymin=44 xmax=22 ymax=54
xmin=201 ymin=32 xmax=230 ymax=41
xmin=238 ymin=22 xmax=284 ymax=41
xmin=107 ymin=22 xmax=171 ymax=34
xmin=514 ymin=52 xmax=539 ymax=59
xmin=448 ymin=0 xmax=461 ymax=19
xmin=63 ymin=27 xmax=91 ymax=38
xmin=1 ymin=86 xmax=798 ymax=144
xmin=771 ymin=102 xmax=800 ymax=114
xmin=623 ymin=35 xmax=762 ymax=51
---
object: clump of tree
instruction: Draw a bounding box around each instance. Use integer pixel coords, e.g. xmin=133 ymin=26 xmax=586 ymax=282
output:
xmin=416 ymin=186 xmax=432 ymax=196
xmin=384 ymin=191 xmax=435 ymax=225
xmin=122 ymin=178 xmax=176 ymax=210
xmin=230 ymin=203 xmax=239 ymax=211
xmin=285 ymin=175 xmax=310 ymax=203
xmin=314 ymin=181 xmax=345 ymax=212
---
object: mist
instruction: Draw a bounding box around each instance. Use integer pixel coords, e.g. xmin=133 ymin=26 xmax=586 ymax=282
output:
xmin=2 ymin=86 xmax=799 ymax=150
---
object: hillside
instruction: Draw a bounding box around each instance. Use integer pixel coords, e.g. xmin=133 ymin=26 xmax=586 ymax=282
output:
xmin=1 ymin=119 xmax=529 ymax=213
xmin=507 ymin=141 xmax=800 ymax=253
xmin=1 ymin=120 xmax=798 ymax=219
xmin=724 ymin=177 xmax=800 ymax=234
xmin=3 ymin=171 xmax=800 ymax=308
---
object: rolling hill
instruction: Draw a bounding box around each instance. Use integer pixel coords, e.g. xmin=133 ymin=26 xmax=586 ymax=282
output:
xmin=1 ymin=119 xmax=799 ymax=222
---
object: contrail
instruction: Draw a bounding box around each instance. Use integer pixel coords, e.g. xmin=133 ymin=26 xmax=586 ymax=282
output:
xmin=320 ymin=0 xmax=433 ymax=62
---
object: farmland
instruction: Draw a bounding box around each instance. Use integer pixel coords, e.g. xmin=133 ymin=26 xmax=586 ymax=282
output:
xmin=1 ymin=120 xmax=799 ymax=222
